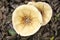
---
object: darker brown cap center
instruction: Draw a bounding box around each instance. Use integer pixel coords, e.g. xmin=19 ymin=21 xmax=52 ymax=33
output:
xmin=21 ymin=16 xmax=32 ymax=25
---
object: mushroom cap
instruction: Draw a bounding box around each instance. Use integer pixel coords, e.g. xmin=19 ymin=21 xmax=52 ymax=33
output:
xmin=12 ymin=5 xmax=43 ymax=36
xmin=28 ymin=2 xmax=52 ymax=26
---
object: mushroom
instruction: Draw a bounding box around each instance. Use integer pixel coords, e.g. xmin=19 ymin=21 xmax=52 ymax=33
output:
xmin=28 ymin=2 xmax=52 ymax=26
xmin=12 ymin=5 xmax=43 ymax=36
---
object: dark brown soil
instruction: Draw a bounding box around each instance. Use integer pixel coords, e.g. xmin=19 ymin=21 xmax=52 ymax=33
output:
xmin=0 ymin=0 xmax=60 ymax=40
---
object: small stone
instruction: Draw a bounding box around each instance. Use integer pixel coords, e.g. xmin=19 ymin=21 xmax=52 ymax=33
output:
xmin=15 ymin=0 xmax=21 ymax=3
xmin=24 ymin=1 xmax=28 ymax=4
xmin=0 ymin=1 xmax=3 ymax=8
xmin=0 ymin=33 xmax=3 ymax=38
xmin=0 ymin=10 xmax=2 ymax=19
xmin=11 ymin=4 xmax=19 ymax=9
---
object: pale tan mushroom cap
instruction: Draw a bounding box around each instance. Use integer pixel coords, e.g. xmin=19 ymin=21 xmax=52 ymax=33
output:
xmin=28 ymin=2 xmax=52 ymax=26
xmin=12 ymin=5 xmax=43 ymax=36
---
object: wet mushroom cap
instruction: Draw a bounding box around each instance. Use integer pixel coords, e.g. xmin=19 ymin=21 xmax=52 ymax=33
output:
xmin=12 ymin=5 xmax=43 ymax=36
xmin=28 ymin=2 xmax=52 ymax=26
